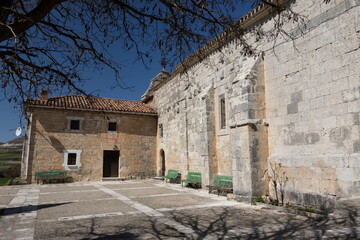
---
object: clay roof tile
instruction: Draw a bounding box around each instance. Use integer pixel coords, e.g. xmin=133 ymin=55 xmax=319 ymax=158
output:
xmin=26 ymin=95 xmax=157 ymax=115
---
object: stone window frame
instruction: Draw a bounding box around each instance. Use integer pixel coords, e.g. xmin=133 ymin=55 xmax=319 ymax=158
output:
xmin=62 ymin=150 xmax=82 ymax=171
xmin=217 ymin=93 xmax=229 ymax=136
xmin=66 ymin=116 xmax=84 ymax=132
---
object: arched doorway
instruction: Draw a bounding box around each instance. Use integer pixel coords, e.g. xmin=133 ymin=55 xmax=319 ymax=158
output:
xmin=160 ymin=149 xmax=165 ymax=176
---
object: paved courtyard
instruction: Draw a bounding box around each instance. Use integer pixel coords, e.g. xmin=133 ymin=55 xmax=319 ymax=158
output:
xmin=0 ymin=179 xmax=360 ymax=239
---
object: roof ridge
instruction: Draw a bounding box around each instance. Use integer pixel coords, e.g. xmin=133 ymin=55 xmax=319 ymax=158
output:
xmin=40 ymin=94 xmax=147 ymax=104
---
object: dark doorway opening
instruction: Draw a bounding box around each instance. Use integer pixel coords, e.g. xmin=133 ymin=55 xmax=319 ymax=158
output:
xmin=160 ymin=149 xmax=165 ymax=176
xmin=103 ymin=150 xmax=119 ymax=178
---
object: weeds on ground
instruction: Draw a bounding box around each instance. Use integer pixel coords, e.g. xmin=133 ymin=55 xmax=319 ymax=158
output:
xmin=255 ymin=196 xmax=265 ymax=203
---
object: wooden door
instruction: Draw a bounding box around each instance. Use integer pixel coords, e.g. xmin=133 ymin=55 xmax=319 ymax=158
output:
xmin=103 ymin=150 xmax=119 ymax=177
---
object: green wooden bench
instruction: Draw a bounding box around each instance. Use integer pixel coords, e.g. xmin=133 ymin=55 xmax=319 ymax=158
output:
xmin=163 ymin=169 xmax=179 ymax=183
xmin=35 ymin=170 xmax=68 ymax=184
xmin=207 ymin=175 xmax=233 ymax=196
xmin=181 ymin=171 xmax=201 ymax=188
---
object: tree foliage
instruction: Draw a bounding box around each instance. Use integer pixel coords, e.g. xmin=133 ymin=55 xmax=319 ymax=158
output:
xmin=0 ymin=0 xmax=321 ymax=103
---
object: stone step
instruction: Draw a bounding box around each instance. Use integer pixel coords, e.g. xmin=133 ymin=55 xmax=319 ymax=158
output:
xmin=153 ymin=177 xmax=164 ymax=180
xmin=102 ymin=177 xmax=125 ymax=181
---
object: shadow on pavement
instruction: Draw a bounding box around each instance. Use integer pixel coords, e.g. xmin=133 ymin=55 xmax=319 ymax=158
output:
xmin=36 ymin=204 xmax=360 ymax=239
xmin=0 ymin=202 xmax=71 ymax=216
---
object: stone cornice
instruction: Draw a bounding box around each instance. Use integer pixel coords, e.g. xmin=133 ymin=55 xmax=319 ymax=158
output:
xmin=151 ymin=0 xmax=290 ymax=92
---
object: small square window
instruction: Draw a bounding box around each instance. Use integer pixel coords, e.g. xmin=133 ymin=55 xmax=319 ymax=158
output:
xmin=70 ymin=120 xmax=80 ymax=130
xmin=108 ymin=122 xmax=117 ymax=132
xmin=67 ymin=153 xmax=77 ymax=165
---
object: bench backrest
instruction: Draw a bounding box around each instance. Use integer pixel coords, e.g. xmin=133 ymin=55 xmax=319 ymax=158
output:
xmin=167 ymin=169 xmax=178 ymax=178
xmin=187 ymin=171 xmax=201 ymax=182
xmin=35 ymin=170 xmax=67 ymax=180
xmin=48 ymin=170 xmax=67 ymax=175
xmin=214 ymin=175 xmax=233 ymax=187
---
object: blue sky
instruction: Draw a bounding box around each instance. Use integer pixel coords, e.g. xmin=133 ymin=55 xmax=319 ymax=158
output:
xmin=0 ymin=2 xmax=254 ymax=143
xmin=0 ymin=50 xmax=162 ymax=143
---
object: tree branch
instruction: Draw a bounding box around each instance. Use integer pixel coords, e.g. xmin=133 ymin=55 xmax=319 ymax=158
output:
xmin=0 ymin=0 xmax=64 ymax=42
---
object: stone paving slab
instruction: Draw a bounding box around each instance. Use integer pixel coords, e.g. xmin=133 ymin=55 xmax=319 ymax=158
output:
xmin=0 ymin=187 xmax=21 ymax=195
xmin=34 ymin=214 xmax=186 ymax=240
xmin=0 ymin=196 xmax=14 ymax=206
xmin=135 ymin=192 xmax=219 ymax=210
xmin=38 ymin=190 xmax=108 ymax=204
xmin=115 ymin=186 xmax=181 ymax=197
xmin=39 ymin=185 xmax=97 ymax=193
xmin=104 ymin=182 xmax=155 ymax=189
xmin=1 ymin=180 xmax=360 ymax=239
xmin=37 ymin=199 xmax=137 ymax=220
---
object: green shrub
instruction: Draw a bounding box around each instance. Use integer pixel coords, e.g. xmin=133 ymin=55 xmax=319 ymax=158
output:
xmin=4 ymin=164 xmax=21 ymax=178
xmin=6 ymin=178 xmax=14 ymax=185
xmin=255 ymin=196 xmax=265 ymax=203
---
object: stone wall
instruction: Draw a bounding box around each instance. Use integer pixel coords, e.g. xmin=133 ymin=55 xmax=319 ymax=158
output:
xmin=261 ymin=0 xmax=360 ymax=208
xmin=21 ymin=108 xmax=157 ymax=183
xmin=150 ymin=0 xmax=360 ymax=207
xmin=152 ymin=44 xmax=268 ymax=192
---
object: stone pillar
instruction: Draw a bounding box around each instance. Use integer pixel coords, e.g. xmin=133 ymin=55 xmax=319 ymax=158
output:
xmin=230 ymin=121 xmax=269 ymax=202
xmin=231 ymin=124 xmax=252 ymax=202
xmin=199 ymin=86 xmax=216 ymax=188
xmin=229 ymin=57 xmax=269 ymax=202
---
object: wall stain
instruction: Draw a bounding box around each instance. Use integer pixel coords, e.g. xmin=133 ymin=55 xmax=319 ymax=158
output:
xmin=281 ymin=123 xmax=320 ymax=146
xmin=329 ymin=126 xmax=351 ymax=148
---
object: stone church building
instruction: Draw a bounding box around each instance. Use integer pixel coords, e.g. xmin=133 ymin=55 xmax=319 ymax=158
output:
xmin=22 ymin=0 xmax=359 ymax=208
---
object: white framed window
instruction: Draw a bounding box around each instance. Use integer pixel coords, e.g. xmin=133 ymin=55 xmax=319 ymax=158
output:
xmin=66 ymin=116 xmax=84 ymax=131
xmin=62 ymin=150 xmax=82 ymax=170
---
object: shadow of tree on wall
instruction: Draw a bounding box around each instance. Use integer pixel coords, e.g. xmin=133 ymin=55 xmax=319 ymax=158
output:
xmin=36 ymin=204 xmax=360 ymax=239
xmin=34 ymin=130 xmax=65 ymax=153
xmin=48 ymin=136 xmax=65 ymax=153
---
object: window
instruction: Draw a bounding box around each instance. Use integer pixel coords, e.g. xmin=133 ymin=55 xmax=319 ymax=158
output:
xmin=67 ymin=116 xmax=84 ymax=131
xmin=217 ymin=92 xmax=228 ymax=136
xmin=159 ymin=124 xmax=163 ymax=138
xmin=70 ymin=120 xmax=80 ymax=130
xmin=108 ymin=122 xmax=117 ymax=132
xmin=67 ymin=153 xmax=77 ymax=165
xmin=220 ymin=97 xmax=226 ymax=129
xmin=62 ymin=150 xmax=82 ymax=170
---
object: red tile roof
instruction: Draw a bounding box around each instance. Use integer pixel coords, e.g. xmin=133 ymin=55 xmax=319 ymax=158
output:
xmin=26 ymin=95 xmax=157 ymax=115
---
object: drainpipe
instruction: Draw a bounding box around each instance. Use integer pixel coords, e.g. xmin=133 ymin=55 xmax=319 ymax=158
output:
xmin=25 ymin=112 xmax=33 ymax=181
